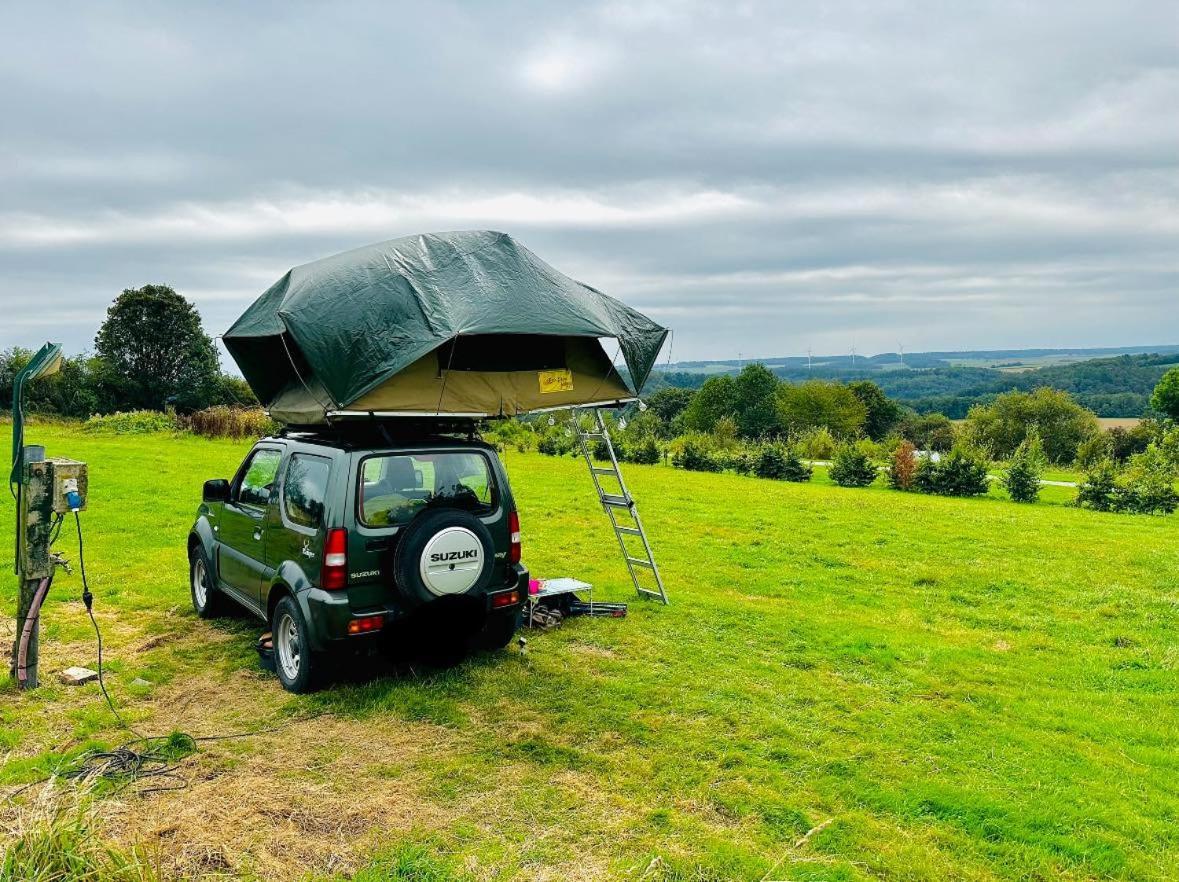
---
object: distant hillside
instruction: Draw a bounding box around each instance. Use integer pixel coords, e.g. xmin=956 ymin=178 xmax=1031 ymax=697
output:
xmin=647 ymin=347 xmax=1179 ymax=418
xmin=668 ymin=344 xmax=1179 ymax=375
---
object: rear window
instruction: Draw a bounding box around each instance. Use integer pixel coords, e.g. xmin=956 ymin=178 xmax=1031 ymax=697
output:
xmin=360 ymin=451 xmax=495 ymax=527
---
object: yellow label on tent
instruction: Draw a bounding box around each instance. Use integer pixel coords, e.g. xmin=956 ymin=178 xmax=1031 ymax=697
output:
xmin=538 ymin=369 xmax=574 ymax=393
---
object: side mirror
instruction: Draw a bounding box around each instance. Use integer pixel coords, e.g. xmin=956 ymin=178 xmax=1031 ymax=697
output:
xmin=203 ymin=479 xmax=231 ymax=503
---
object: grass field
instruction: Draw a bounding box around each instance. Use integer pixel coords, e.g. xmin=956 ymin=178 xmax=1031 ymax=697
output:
xmin=3 ymin=424 xmax=1179 ymax=881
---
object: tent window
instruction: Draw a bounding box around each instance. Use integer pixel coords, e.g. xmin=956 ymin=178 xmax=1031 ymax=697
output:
xmin=436 ymin=335 xmax=566 ymax=373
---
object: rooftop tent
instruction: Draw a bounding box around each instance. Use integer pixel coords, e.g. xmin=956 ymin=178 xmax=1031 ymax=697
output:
xmin=224 ymin=231 xmax=669 ymax=425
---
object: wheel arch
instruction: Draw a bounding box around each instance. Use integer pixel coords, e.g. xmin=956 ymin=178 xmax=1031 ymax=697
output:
xmin=266 ymin=580 xmax=294 ymax=621
xmin=188 ymin=517 xmax=217 ymax=564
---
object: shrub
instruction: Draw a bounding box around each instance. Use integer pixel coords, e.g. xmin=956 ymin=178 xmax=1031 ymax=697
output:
xmin=671 ymin=437 xmax=721 ymax=472
xmin=185 ymin=406 xmax=277 ymax=439
xmin=715 ymin=448 xmax=752 ymax=474
xmin=592 ymin=439 xmax=611 ymax=461
xmin=629 ymin=436 xmax=662 ymax=465
xmin=1108 ymin=424 xmax=1154 ymax=463
xmin=1078 ymin=456 xmax=1178 ymax=516
xmin=829 ymin=443 xmax=878 ymax=487
xmin=1003 ymin=460 xmax=1041 ymax=503
xmin=1003 ymin=432 xmax=1046 ymax=503
xmin=484 ymin=418 xmax=535 ymax=453
xmin=888 ymin=440 xmax=918 ymax=490
xmin=537 ymin=428 xmax=574 ymax=457
xmin=1117 ymin=479 xmax=1179 ymax=515
xmin=914 ymin=448 xmax=990 ymax=497
xmin=712 ymin=415 xmax=741 ymax=450
xmin=752 ymin=443 xmax=812 ymax=482
xmin=1074 ymin=433 xmax=1113 ymax=471
xmin=83 ymin=410 xmax=177 ymax=434
xmin=1076 ymin=461 xmax=1119 ymax=512
xmin=1119 ymin=446 xmax=1179 ymax=514
xmin=797 ymin=426 xmax=837 ymax=461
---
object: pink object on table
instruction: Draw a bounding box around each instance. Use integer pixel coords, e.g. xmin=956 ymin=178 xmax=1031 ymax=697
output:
xmin=529 ymin=579 xmax=542 ymax=595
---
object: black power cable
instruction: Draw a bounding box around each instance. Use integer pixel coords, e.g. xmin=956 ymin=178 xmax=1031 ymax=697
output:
xmin=75 ymin=510 xmax=138 ymax=737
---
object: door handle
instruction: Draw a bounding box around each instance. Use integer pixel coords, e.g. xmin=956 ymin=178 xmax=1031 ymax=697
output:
xmin=253 ymin=528 xmax=263 ymax=541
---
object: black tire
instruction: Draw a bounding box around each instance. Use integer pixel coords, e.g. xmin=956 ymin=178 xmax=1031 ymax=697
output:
xmin=190 ymin=546 xmax=226 ymax=619
xmin=470 ymin=609 xmax=521 ymax=652
xmin=392 ymin=508 xmax=496 ymax=607
xmin=271 ymin=595 xmax=320 ymax=693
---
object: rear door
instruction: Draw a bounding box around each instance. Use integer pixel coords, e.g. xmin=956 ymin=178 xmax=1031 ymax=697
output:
xmin=268 ymin=449 xmax=334 ymax=589
xmin=218 ymin=445 xmax=283 ymax=610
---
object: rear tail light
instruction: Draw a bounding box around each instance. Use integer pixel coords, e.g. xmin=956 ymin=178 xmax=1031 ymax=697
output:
xmin=508 ymin=511 xmax=521 ymax=565
xmin=491 ymin=590 xmax=520 ymax=609
xmin=321 ymin=528 xmax=348 ymax=590
xmin=348 ymin=614 xmax=384 ymax=634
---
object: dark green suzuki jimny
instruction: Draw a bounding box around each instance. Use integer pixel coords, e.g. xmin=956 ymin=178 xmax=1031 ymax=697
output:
xmin=187 ymin=427 xmax=527 ymax=692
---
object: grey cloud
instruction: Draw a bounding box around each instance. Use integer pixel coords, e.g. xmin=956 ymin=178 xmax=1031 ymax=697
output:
xmin=1 ymin=0 xmax=1176 ymax=363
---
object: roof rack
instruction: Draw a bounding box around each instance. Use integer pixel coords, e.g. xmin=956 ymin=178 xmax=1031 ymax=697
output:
xmin=277 ymin=414 xmax=487 ymax=445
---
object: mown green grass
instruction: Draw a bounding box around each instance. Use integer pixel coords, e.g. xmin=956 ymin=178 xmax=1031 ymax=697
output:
xmin=3 ymin=424 xmax=1179 ymax=881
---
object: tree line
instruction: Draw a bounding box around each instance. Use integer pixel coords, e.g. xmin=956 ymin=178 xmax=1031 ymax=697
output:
xmin=1 ymin=284 xmax=255 ymax=417
xmin=647 ymin=352 xmax=1177 ymax=419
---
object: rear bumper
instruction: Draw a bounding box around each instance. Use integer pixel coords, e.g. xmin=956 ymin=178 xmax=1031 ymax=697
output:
xmin=302 ymin=563 xmax=529 ymax=650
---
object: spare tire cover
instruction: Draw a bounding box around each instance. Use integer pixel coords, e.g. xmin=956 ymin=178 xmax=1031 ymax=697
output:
xmin=393 ymin=508 xmax=496 ymax=605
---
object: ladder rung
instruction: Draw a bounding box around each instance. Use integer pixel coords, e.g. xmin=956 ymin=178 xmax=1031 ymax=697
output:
xmin=592 ymin=467 xmax=618 ymax=476
xmin=615 ymin=526 xmax=642 ymax=536
xmin=637 ymin=588 xmax=666 ymax=601
xmin=601 ymin=494 xmax=633 ymax=507
xmin=579 ymin=432 xmax=607 ymax=440
xmin=626 ymin=556 xmax=655 ymax=569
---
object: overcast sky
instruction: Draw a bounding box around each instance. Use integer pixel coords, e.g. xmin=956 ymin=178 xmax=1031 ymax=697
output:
xmin=2 ymin=1 xmax=1176 ymax=366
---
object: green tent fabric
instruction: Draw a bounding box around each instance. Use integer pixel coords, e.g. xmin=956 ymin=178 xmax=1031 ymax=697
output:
xmin=224 ymin=231 xmax=669 ymax=424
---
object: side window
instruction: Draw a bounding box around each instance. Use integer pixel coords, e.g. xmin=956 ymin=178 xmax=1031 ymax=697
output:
xmin=236 ymin=448 xmax=282 ymax=508
xmin=283 ymin=454 xmax=331 ymax=529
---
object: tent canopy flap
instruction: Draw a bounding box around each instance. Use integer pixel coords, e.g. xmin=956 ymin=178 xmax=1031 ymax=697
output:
xmin=224 ymin=231 xmax=669 ymax=424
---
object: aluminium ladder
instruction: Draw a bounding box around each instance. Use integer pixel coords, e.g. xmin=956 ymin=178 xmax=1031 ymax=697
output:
xmin=573 ymin=409 xmax=669 ymax=604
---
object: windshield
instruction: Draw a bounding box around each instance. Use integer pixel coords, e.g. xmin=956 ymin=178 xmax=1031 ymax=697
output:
xmin=359 ymin=451 xmax=495 ymax=527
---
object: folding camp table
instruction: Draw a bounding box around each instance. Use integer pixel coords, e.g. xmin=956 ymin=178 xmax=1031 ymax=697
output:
xmin=525 ymin=578 xmax=592 ymax=627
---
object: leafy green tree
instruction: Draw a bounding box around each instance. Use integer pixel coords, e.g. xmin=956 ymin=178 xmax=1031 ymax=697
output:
xmin=646 ymin=386 xmax=695 ymax=429
xmin=95 ymin=284 xmax=220 ymax=411
xmin=962 ymin=388 xmax=1099 ymax=464
xmin=1 ymin=347 xmax=101 ymax=417
xmin=732 ymin=363 xmax=781 ymax=439
xmin=1150 ymin=368 xmax=1179 ymax=421
xmin=848 ymin=380 xmax=902 ymax=440
xmin=681 ymin=375 xmax=737 ymax=433
xmin=777 ymin=380 xmax=866 ymax=440
xmin=896 ymin=411 xmax=955 ymax=452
